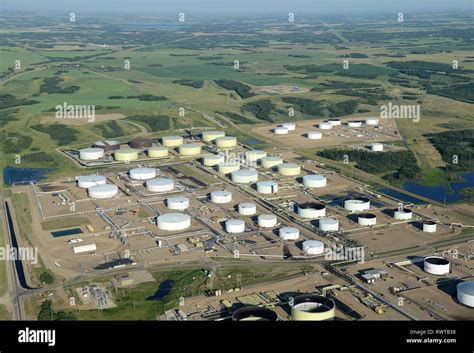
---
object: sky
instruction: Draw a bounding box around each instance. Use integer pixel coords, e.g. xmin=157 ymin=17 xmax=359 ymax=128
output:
xmin=1 ymin=0 xmax=472 ymax=15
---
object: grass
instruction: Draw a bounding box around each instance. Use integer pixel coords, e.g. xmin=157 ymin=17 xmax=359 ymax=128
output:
xmin=41 ymin=217 xmax=90 ymax=231
xmin=0 ymin=305 xmax=12 ymax=320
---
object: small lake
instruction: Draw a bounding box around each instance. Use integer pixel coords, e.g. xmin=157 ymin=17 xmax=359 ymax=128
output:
xmin=51 ymin=228 xmax=83 ymax=238
xmin=147 ymin=279 xmax=175 ymax=301
xmin=3 ymin=166 xmax=53 ymax=186
xmin=377 ymin=188 xmax=426 ymax=204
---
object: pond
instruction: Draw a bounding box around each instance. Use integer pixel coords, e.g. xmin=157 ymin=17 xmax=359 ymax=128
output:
xmin=3 ymin=166 xmax=53 ymax=186
xmin=147 ymin=279 xmax=175 ymax=301
xmin=377 ymin=188 xmax=426 ymax=205
xmin=51 ymin=228 xmax=83 ymax=238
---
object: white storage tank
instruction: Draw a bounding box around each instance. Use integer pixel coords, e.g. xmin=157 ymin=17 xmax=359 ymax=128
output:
xmin=423 ymin=221 xmax=437 ymax=233
xmin=258 ymin=214 xmax=278 ymax=228
xmin=344 ymin=197 xmax=370 ymax=212
xmin=246 ymin=150 xmax=267 ymax=163
xmin=256 ymin=181 xmax=278 ymax=194
xmin=179 ymin=143 xmax=202 ymax=156
xmin=161 ymin=136 xmax=184 ymax=147
xmin=457 ymin=281 xmax=474 ymax=308
xmin=129 ymin=167 xmax=156 ymax=181
xmin=231 ymin=170 xmax=258 ymax=184
xmin=260 ymin=156 xmax=283 ymax=169
xmin=394 ymin=208 xmax=413 ymax=220
xmin=88 ymin=184 xmax=118 ymax=199
xmin=114 ymin=148 xmax=139 ymax=161
xmin=202 ymin=130 xmax=225 ymax=142
xmin=274 ymin=127 xmax=289 ymax=135
xmin=302 ymin=240 xmax=325 ymax=255
xmin=218 ymin=161 xmax=240 ymax=174
xmin=306 ymin=131 xmax=322 ymax=140
xmin=211 ymin=190 xmax=232 ymax=204
xmin=319 ymin=218 xmax=339 ymax=232
xmin=279 ymin=227 xmax=300 ymax=241
xmin=347 ymin=121 xmax=363 ymax=128
xmin=358 ymin=213 xmax=377 ymax=226
xmin=278 ymin=163 xmax=301 ymax=176
xmin=77 ymin=175 xmax=106 ymax=189
xmin=365 ymin=117 xmax=379 ymax=125
xmin=238 ymin=203 xmax=257 ymax=216
xmin=318 ymin=122 xmax=332 ymax=130
xmin=202 ymin=153 xmax=225 ymax=167
xmin=370 ymin=143 xmax=384 ymax=152
xmin=226 ymin=219 xmax=245 ymax=233
xmin=157 ymin=213 xmax=191 ymax=231
xmin=303 ymin=174 xmax=327 ymax=188
xmin=79 ymin=147 xmax=104 ymax=161
xmin=424 ymin=256 xmax=450 ymax=275
xmin=146 ymin=178 xmax=174 ymax=192
xmin=215 ymin=136 xmax=237 ymax=149
xmin=281 ymin=122 xmax=296 ymax=131
xmin=167 ymin=196 xmax=190 ymax=211
xmin=147 ymin=146 xmax=169 ymax=158
xmin=328 ymin=118 xmax=341 ymax=126
xmin=297 ymin=203 xmax=326 ymax=219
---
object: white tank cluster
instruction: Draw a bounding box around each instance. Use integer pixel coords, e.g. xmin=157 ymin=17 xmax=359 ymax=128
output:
xmin=394 ymin=208 xmax=413 ymax=220
xmin=157 ymin=213 xmax=191 ymax=231
xmin=365 ymin=117 xmax=379 ymax=126
xmin=226 ymin=219 xmax=245 ymax=233
xmin=306 ymin=131 xmax=322 ymax=140
xmin=211 ymin=190 xmax=232 ymax=204
xmin=202 ymin=153 xmax=225 ymax=167
xmin=258 ymin=214 xmax=278 ymax=228
xmin=370 ymin=143 xmax=384 ymax=152
xmin=422 ymin=221 xmax=437 ymax=233
xmin=231 ymin=170 xmax=258 ymax=184
xmin=302 ymin=174 xmax=327 ymax=188
xmin=146 ymin=178 xmax=174 ymax=192
xmin=344 ymin=197 xmax=370 ymax=212
xmin=281 ymin=122 xmax=296 ymax=131
xmin=218 ymin=161 xmax=240 ymax=174
xmin=278 ymin=163 xmax=301 ymax=176
xmin=238 ymin=203 xmax=257 ymax=216
xmin=319 ymin=218 xmax=339 ymax=232
xmin=77 ymin=175 xmax=107 ymax=189
xmin=88 ymin=184 xmax=118 ymax=199
xmin=79 ymin=147 xmax=104 ymax=161
xmin=274 ymin=127 xmax=289 ymax=135
xmin=256 ymin=181 xmax=278 ymax=194
xmin=279 ymin=227 xmax=300 ymax=241
xmin=166 ymin=196 xmax=190 ymax=211
xmin=457 ymin=281 xmax=474 ymax=307
xmin=358 ymin=213 xmax=377 ymax=226
xmin=302 ymin=240 xmax=325 ymax=255
xmin=129 ymin=167 xmax=156 ymax=181
xmin=347 ymin=121 xmax=362 ymax=128
xmin=424 ymin=256 xmax=450 ymax=275
xmin=260 ymin=156 xmax=283 ymax=169
xmin=318 ymin=122 xmax=332 ymax=130
xmin=297 ymin=203 xmax=326 ymax=219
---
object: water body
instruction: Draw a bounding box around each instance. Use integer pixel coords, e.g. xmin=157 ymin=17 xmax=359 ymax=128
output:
xmin=402 ymin=171 xmax=474 ymax=204
xmin=147 ymin=279 xmax=174 ymax=301
xmin=377 ymin=188 xmax=426 ymax=205
xmin=3 ymin=166 xmax=53 ymax=186
xmin=51 ymin=228 xmax=83 ymax=238
xmin=241 ymin=139 xmax=263 ymax=146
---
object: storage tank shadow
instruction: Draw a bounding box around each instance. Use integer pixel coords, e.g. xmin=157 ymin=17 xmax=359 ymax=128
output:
xmin=291 ymin=294 xmax=336 ymax=321
xmin=232 ymin=306 xmax=278 ymax=321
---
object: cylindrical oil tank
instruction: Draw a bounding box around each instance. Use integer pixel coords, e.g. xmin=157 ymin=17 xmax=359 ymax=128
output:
xmin=423 ymin=221 xmax=437 ymax=233
xmin=344 ymin=197 xmax=370 ymax=212
xmin=215 ymin=136 xmax=237 ymax=149
xmin=88 ymin=184 xmax=118 ymax=199
xmin=218 ymin=161 xmax=240 ymax=174
xmin=281 ymin=122 xmax=296 ymax=131
xmin=146 ymin=178 xmax=174 ymax=192
xmin=129 ymin=167 xmax=156 ymax=181
xmin=303 ymin=174 xmax=327 ymax=188
xmin=129 ymin=137 xmax=153 ymax=149
xmin=161 ymin=136 xmax=183 ymax=147
xmin=370 ymin=143 xmax=384 ymax=152
xmin=328 ymin=118 xmax=341 ymax=126
xmin=279 ymin=227 xmax=300 ymax=240
xmin=79 ymin=147 xmax=104 ymax=160
xmin=231 ymin=170 xmax=258 ymax=184
xmin=297 ymin=203 xmax=326 ymax=219
xmin=167 ymin=196 xmax=190 ymax=211
xmin=114 ymin=148 xmax=139 ymax=161
xmin=291 ymin=295 xmax=335 ymax=321
xmin=318 ymin=122 xmax=332 ymax=130
xmin=424 ymin=256 xmax=450 ymax=275
xmin=202 ymin=153 xmax=225 ymax=167
xmin=226 ymin=219 xmax=245 ymax=233
xmin=358 ymin=213 xmax=377 ymax=226
xmin=232 ymin=306 xmax=278 ymax=321
xmin=147 ymin=146 xmax=169 ymax=158
xmin=274 ymin=127 xmax=289 ymax=135
xmin=258 ymin=214 xmax=277 ymax=228
xmin=238 ymin=203 xmax=257 ymax=216
xmin=347 ymin=121 xmax=362 ymax=128
xmin=278 ymin=163 xmax=301 ymax=176
xmin=302 ymin=240 xmax=325 ymax=255
xmin=365 ymin=117 xmax=379 ymax=125
xmin=319 ymin=218 xmax=339 ymax=232
xmin=256 ymin=181 xmax=278 ymax=194
xmin=306 ymin=131 xmax=322 ymax=140
xmin=179 ymin=143 xmax=202 ymax=156
xmin=245 ymin=150 xmax=267 ymax=163
xmin=202 ymin=130 xmax=225 ymax=142
xmin=394 ymin=208 xmax=413 ymax=220
xmin=77 ymin=175 xmax=107 ymax=189
xmin=260 ymin=156 xmax=283 ymax=169
xmin=211 ymin=190 xmax=232 ymax=204
xmin=457 ymin=281 xmax=474 ymax=307
xmin=94 ymin=140 xmax=120 ymax=152
xmin=157 ymin=213 xmax=191 ymax=231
